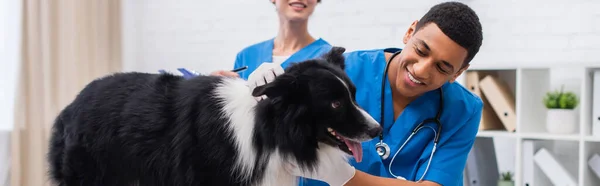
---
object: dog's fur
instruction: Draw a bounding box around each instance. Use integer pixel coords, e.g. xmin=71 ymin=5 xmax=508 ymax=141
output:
xmin=47 ymin=46 xmax=382 ymax=186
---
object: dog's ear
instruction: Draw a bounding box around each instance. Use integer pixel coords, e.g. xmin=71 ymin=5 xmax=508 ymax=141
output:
xmin=252 ymin=74 xmax=298 ymax=98
xmin=321 ymin=46 xmax=346 ymax=70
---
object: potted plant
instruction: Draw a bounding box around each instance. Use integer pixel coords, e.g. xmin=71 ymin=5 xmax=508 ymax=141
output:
xmin=498 ymin=171 xmax=514 ymax=186
xmin=543 ymin=85 xmax=579 ymax=134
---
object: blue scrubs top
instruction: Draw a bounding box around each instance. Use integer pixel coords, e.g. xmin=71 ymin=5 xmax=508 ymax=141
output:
xmin=233 ymin=38 xmax=332 ymax=80
xmin=300 ymin=48 xmax=483 ymax=186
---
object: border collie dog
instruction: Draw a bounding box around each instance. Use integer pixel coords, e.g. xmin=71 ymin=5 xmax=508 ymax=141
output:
xmin=47 ymin=46 xmax=382 ymax=186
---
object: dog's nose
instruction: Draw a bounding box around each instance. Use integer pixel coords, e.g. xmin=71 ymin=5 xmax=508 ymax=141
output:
xmin=367 ymin=126 xmax=383 ymax=138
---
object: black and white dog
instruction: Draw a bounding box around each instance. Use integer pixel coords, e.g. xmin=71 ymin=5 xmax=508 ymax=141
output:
xmin=47 ymin=46 xmax=382 ymax=186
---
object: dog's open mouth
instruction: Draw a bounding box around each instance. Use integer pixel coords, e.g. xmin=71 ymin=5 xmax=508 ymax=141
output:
xmin=326 ymin=127 xmax=363 ymax=163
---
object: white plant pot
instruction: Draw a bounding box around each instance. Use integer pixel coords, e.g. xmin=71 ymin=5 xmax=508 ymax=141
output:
xmin=546 ymin=109 xmax=578 ymax=134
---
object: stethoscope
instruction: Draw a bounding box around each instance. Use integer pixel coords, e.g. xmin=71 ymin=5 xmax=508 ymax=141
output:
xmin=374 ymin=50 xmax=444 ymax=181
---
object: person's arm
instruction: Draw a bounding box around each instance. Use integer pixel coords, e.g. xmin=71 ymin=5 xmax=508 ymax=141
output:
xmin=210 ymin=52 xmax=244 ymax=77
xmin=346 ymin=97 xmax=484 ymax=186
xmin=232 ymin=52 xmax=243 ymax=70
xmin=345 ymin=170 xmax=441 ymax=186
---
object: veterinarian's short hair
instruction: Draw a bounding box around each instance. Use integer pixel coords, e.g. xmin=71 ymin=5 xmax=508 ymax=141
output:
xmin=415 ymin=1 xmax=483 ymax=67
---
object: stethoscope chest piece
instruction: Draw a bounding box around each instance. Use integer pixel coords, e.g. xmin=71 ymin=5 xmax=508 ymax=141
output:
xmin=375 ymin=141 xmax=391 ymax=160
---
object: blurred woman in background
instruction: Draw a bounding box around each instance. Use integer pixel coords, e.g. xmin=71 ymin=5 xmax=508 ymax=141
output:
xmin=212 ymin=0 xmax=332 ymax=88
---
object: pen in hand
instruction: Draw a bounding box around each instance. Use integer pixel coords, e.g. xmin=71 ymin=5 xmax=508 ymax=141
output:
xmin=231 ymin=66 xmax=248 ymax=73
xmin=158 ymin=66 xmax=249 ymax=79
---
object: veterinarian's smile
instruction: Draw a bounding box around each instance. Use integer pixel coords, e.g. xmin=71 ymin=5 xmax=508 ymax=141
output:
xmin=326 ymin=127 xmax=363 ymax=163
xmin=289 ymin=2 xmax=307 ymax=11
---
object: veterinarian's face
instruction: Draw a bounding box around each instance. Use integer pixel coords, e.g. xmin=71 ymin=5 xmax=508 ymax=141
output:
xmin=391 ymin=21 xmax=469 ymax=98
xmin=271 ymin=0 xmax=318 ymax=22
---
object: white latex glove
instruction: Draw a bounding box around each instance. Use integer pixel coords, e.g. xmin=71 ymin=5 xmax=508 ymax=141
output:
xmin=247 ymin=62 xmax=285 ymax=101
xmin=284 ymin=148 xmax=356 ymax=186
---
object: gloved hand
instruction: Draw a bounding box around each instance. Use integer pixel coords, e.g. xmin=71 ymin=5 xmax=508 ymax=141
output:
xmin=247 ymin=62 xmax=285 ymax=101
xmin=284 ymin=151 xmax=356 ymax=186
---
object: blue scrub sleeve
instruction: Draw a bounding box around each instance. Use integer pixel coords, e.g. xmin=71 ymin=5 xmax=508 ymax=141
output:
xmin=232 ymin=52 xmax=250 ymax=80
xmin=233 ymin=52 xmax=243 ymax=70
xmin=418 ymin=99 xmax=483 ymax=186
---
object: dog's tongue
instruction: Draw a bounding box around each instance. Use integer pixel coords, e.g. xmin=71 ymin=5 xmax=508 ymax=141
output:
xmin=343 ymin=138 xmax=363 ymax=163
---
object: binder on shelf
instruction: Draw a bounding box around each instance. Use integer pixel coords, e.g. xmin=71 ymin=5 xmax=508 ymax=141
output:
xmin=464 ymin=152 xmax=479 ymax=186
xmin=478 ymin=75 xmax=517 ymax=132
xmin=463 ymin=138 xmax=499 ymax=186
xmin=592 ymin=70 xmax=600 ymax=136
xmin=465 ymin=71 xmax=505 ymax=131
xmin=588 ymin=153 xmax=600 ymax=179
xmin=463 ymin=168 xmax=469 ymax=186
xmin=522 ymin=140 xmax=535 ymax=186
xmin=533 ymin=148 xmax=578 ymax=186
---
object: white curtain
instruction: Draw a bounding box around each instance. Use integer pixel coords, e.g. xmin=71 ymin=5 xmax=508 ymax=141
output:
xmin=11 ymin=0 xmax=122 ymax=185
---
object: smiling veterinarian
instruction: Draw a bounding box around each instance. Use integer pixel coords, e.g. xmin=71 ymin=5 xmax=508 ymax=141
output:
xmin=210 ymin=0 xmax=333 ymax=82
xmin=247 ymin=2 xmax=484 ymax=186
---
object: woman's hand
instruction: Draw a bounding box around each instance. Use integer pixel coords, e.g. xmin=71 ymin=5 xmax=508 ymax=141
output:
xmin=210 ymin=70 xmax=240 ymax=77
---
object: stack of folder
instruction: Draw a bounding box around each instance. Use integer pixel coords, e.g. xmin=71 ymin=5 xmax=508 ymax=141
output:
xmin=465 ymin=71 xmax=516 ymax=132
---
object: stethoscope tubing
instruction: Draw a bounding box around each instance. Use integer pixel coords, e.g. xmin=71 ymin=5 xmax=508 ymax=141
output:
xmin=376 ymin=50 xmax=445 ymax=181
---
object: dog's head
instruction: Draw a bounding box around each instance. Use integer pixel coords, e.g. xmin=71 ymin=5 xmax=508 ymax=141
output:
xmin=252 ymin=46 xmax=382 ymax=165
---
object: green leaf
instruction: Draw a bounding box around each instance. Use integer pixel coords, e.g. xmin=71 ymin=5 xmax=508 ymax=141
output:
xmin=500 ymin=171 xmax=513 ymax=181
xmin=542 ymin=85 xmax=578 ymax=109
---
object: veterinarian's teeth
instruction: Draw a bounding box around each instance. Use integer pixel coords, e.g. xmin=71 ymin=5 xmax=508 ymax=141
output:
xmin=290 ymin=3 xmax=305 ymax=8
xmin=408 ymin=73 xmax=423 ymax=84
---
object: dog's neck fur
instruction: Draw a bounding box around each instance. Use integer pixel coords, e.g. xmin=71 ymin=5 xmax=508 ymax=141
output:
xmin=250 ymin=85 xmax=351 ymax=186
xmin=251 ymin=94 xmax=317 ymax=186
xmin=214 ymin=77 xmax=321 ymax=186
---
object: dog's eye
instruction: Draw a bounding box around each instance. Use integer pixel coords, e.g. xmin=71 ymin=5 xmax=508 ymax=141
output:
xmin=331 ymin=101 xmax=341 ymax=109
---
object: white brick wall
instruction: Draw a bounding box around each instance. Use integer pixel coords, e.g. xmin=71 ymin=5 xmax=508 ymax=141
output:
xmin=120 ymin=0 xmax=600 ymax=175
xmin=121 ymin=0 xmax=600 ymax=74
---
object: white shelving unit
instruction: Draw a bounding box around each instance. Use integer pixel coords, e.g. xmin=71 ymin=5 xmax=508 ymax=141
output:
xmin=456 ymin=62 xmax=600 ymax=186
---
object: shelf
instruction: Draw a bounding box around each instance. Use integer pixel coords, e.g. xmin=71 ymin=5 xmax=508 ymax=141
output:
xmin=517 ymin=68 xmax=552 ymax=134
xmin=520 ymin=132 xmax=580 ymax=141
xmin=457 ymin=64 xmax=599 ymax=186
xmin=585 ymin=136 xmax=600 ymax=142
xmin=476 ymin=130 xmax=516 ymax=138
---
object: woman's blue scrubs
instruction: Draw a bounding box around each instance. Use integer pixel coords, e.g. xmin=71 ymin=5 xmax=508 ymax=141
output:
xmin=299 ymin=48 xmax=484 ymax=186
xmin=233 ymin=38 xmax=332 ymax=80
